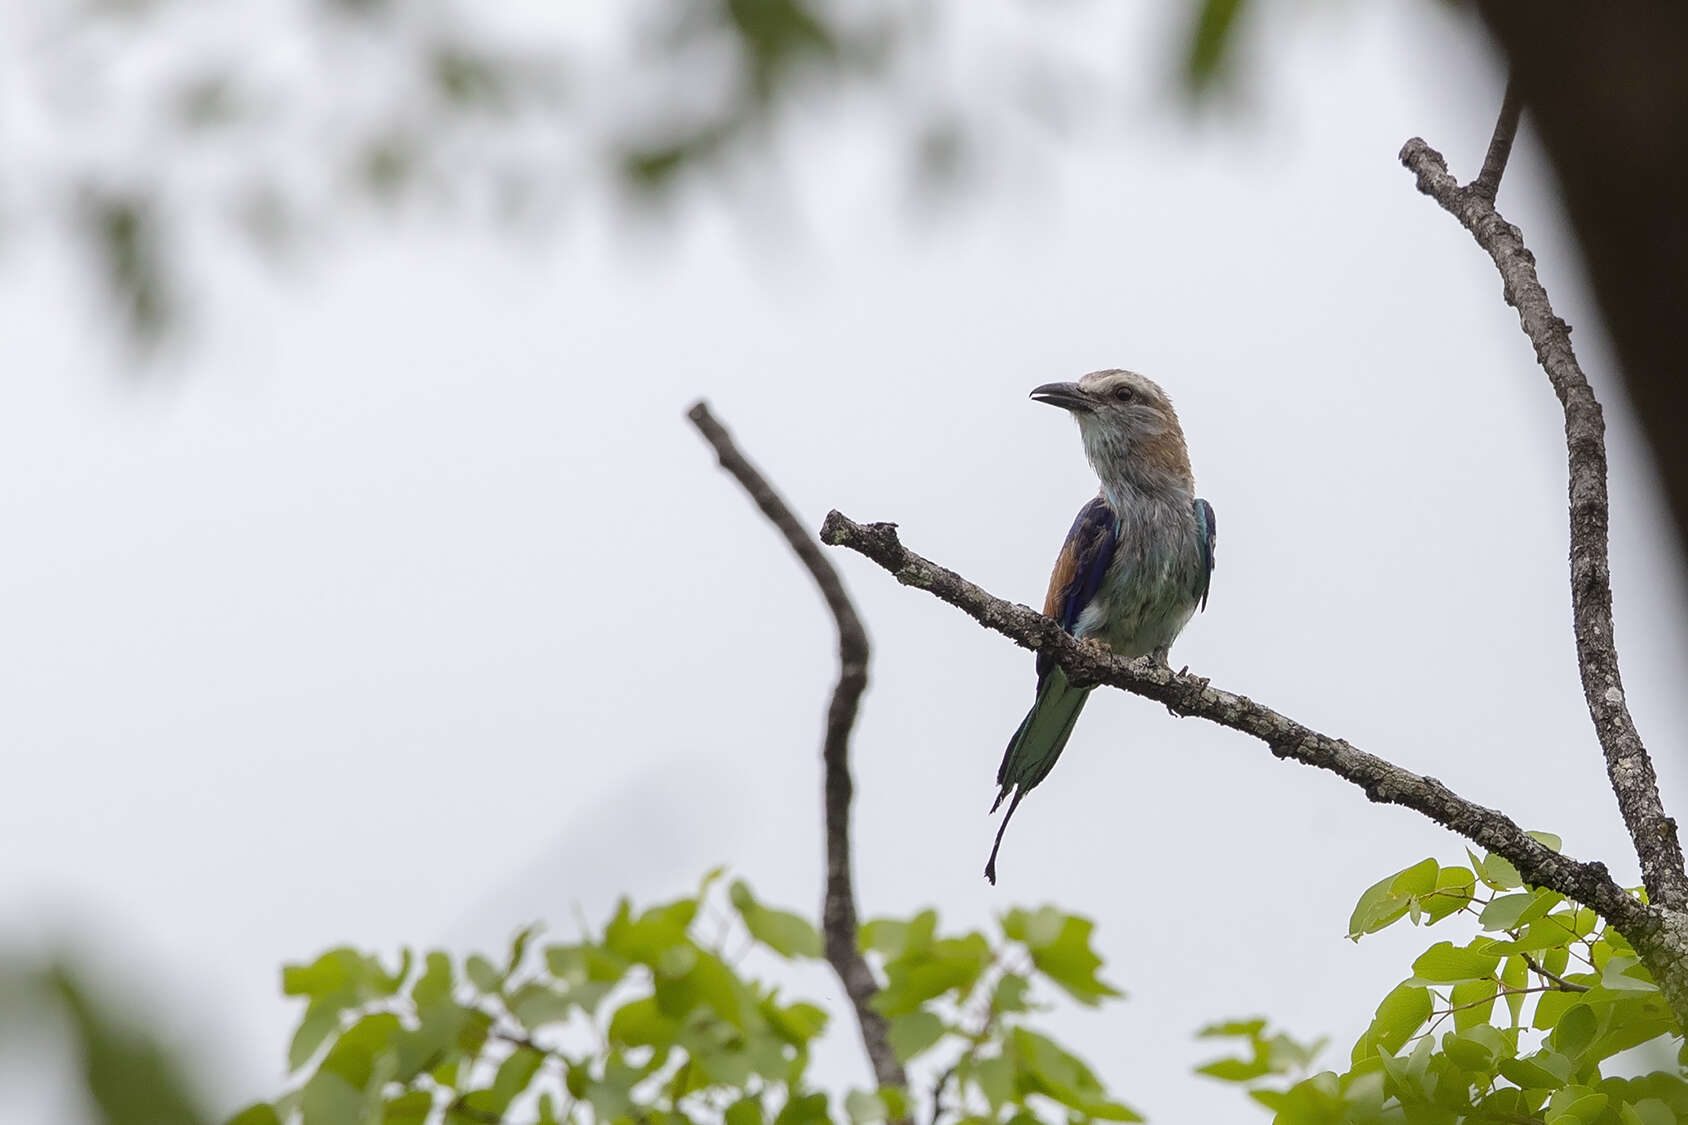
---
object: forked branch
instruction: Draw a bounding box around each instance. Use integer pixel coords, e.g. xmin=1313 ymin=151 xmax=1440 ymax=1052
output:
xmin=686 ymin=402 xmax=907 ymax=1095
xmin=1400 ymin=94 xmax=1688 ymax=912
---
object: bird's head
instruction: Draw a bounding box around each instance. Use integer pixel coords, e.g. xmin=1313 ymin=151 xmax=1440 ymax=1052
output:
xmin=1030 ymin=369 xmax=1192 ymax=491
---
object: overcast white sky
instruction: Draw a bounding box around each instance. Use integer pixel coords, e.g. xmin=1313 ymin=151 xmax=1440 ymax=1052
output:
xmin=5 ymin=1 xmax=1688 ymax=1122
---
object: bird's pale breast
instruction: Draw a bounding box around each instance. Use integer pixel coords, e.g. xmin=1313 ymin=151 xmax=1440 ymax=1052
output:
xmin=1074 ymin=497 xmax=1205 ymax=660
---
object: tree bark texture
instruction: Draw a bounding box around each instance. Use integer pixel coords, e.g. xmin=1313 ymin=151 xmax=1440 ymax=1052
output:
xmin=687 ymin=403 xmax=908 ymax=1097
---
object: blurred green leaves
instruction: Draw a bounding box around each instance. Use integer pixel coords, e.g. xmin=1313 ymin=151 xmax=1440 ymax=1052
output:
xmin=34 ymin=0 xmax=1290 ymax=349
xmin=0 ymin=962 xmax=212 ymax=1125
xmin=236 ymin=877 xmax=1138 ymax=1125
xmin=1184 ymin=0 xmax=1249 ymax=91
xmin=21 ymin=846 xmax=1686 ymax=1125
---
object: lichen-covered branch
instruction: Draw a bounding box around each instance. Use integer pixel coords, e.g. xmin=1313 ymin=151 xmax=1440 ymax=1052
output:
xmin=1398 ymin=132 xmax=1688 ymax=914
xmin=687 ymin=403 xmax=907 ymax=1095
xmin=817 ymin=510 xmax=1645 ymax=934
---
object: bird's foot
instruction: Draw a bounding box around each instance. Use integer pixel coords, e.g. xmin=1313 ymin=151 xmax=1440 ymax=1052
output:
xmin=1165 ymin=665 xmax=1210 ymax=716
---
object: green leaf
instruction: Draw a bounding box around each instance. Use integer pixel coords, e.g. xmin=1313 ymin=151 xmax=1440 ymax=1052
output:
xmin=1482 ymin=853 xmax=1524 ymax=891
xmin=765 ymin=999 xmax=828 ymax=1046
xmin=860 ymin=911 xmax=936 ymax=958
xmin=887 ymin=1011 xmax=945 ymax=1062
xmin=1197 ymin=1057 xmax=1270 ymax=1082
xmin=602 ymin=897 xmax=698 ymax=966
xmin=729 ymin=881 xmax=823 ymax=959
xmin=1502 ymin=954 xmax=1528 ymax=1024
xmin=1498 ymin=1049 xmax=1572 ymax=1089
xmin=1585 ymin=995 xmax=1675 ymax=1062
xmin=505 ymin=925 xmax=540 ymax=977
xmin=1623 ymin=1099 xmax=1678 ymax=1125
xmin=1534 ymin=988 xmax=1582 ymax=1032
xmin=465 ymin=955 xmax=501 ymax=994
xmin=1022 ymin=913 xmax=1121 ymax=1006
xmin=282 ymin=949 xmax=367 ymax=1003
xmin=656 ymin=947 xmax=750 ymax=1028
xmin=1551 ymin=1004 xmax=1597 ymax=1059
xmin=319 ymin=1012 xmax=401 ymax=1092
xmin=507 ymin=983 xmax=573 ymax=1030
xmin=485 ymin=1047 xmax=544 ymax=1113
xmin=1011 ymin=1028 xmax=1135 ymax=1119
xmin=1003 ymin=906 xmax=1065 ymax=948
xmin=874 ymin=934 xmax=991 ymax=1017
xmin=544 ymin=943 xmax=627 ymax=986
xmin=1196 ymin=1018 xmax=1267 ymax=1039
xmin=227 ymin=1105 xmax=282 ymax=1125
xmin=1184 ymin=0 xmax=1249 ymax=89
xmin=1450 ymin=978 xmax=1498 ymax=1031
xmin=300 ymin=1069 xmax=365 ymax=1125
xmin=1528 ymin=831 xmax=1564 ymax=853
xmin=844 ymin=1090 xmax=887 ymax=1124
xmin=992 ymin=972 xmax=1033 ymax=1015
xmin=411 ymin=952 xmax=453 ymax=1007
xmin=1424 ymin=866 xmax=1477 ymax=924
xmin=1348 ymin=859 xmax=1438 ymax=938
xmin=288 ymin=1006 xmax=341 ymax=1073
xmin=1468 ymin=848 xmax=1522 ymax=891
xmin=607 ymin=996 xmax=680 ymax=1048
xmin=1441 ymin=1026 xmax=1501 ymax=1072
xmin=1549 ymin=1090 xmax=1609 ymax=1124
xmin=1412 ymin=941 xmax=1501 ymax=983
xmin=774 ymin=1092 xmax=830 ymax=1125
xmin=1367 ymin=984 xmax=1431 ymax=1057
xmin=726 ymin=1096 xmax=765 ymax=1125
xmin=383 ymin=1090 xmax=432 ymax=1124
xmin=1601 ymin=956 xmax=1658 ymax=993
xmin=970 ymin=1053 xmax=1014 ymax=1111
xmin=1481 ymin=893 xmax=1539 ymax=930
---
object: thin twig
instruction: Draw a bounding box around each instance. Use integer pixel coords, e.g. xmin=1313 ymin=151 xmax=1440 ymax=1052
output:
xmin=929 ymin=1061 xmax=959 ymax=1125
xmin=817 ymin=510 xmax=1643 ymax=933
xmin=1522 ymin=952 xmax=1590 ymax=994
xmin=1469 ymin=76 xmax=1523 ymax=202
xmin=930 ymin=957 xmax=1015 ymax=1125
xmin=1399 ymin=135 xmax=1688 ymax=914
xmin=687 ymin=402 xmax=907 ymax=1095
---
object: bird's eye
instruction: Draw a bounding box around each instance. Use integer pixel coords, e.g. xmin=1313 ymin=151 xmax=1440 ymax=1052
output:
xmin=1112 ymin=386 xmax=1135 ymax=403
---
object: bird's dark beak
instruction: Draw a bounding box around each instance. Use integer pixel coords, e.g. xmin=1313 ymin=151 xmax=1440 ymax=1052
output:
xmin=1029 ymin=381 xmax=1094 ymax=413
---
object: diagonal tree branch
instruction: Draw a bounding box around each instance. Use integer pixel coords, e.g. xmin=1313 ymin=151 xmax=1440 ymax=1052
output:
xmin=816 ymin=510 xmax=1645 ymax=932
xmin=817 ymin=509 xmax=1688 ymax=1026
xmin=1399 ymin=124 xmax=1688 ymax=914
xmin=686 ymin=402 xmax=908 ymax=1095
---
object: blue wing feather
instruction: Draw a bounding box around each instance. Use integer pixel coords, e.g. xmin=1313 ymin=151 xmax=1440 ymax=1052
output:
xmin=1194 ymin=497 xmax=1216 ymax=611
xmin=1036 ymin=497 xmax=1119 ymax=683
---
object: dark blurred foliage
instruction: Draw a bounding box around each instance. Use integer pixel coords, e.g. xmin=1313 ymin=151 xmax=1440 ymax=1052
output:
xmin=0 ymin=0 xmax=1244 ymax=353
xmin=0 ymin=959 xmax=212 ymax=1125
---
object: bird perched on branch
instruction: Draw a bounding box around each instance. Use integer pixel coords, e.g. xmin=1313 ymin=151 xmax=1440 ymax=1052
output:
xmin=986 ymin=369 xmax=1216 ymax=884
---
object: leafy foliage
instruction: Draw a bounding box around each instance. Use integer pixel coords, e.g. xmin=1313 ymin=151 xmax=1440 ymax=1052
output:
xmin=233 ymin=874 xmax=1140 ymax=1125
xmin=1201 ymin=842 xmax=1683 ymax=1124
xmin=0 ymin=961 xmax=213 ymax=1125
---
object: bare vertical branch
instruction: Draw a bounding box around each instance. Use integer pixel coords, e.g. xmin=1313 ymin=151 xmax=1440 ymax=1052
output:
xmin=686 ymin=401 xmax=907 ymax=1094
xmin=1398 ymin=128 xmax=1688 ymax=912
xmin=1470 ymin=76 xmax=1523 ymax=203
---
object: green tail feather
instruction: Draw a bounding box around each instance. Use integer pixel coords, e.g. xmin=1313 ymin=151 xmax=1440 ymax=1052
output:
xmin=985 ymin=668 xmax=1092 ymax=884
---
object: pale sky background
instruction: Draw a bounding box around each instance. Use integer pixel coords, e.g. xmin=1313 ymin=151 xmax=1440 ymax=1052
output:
xmin=4 ymin=1 xmax=1688 ymax=1123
